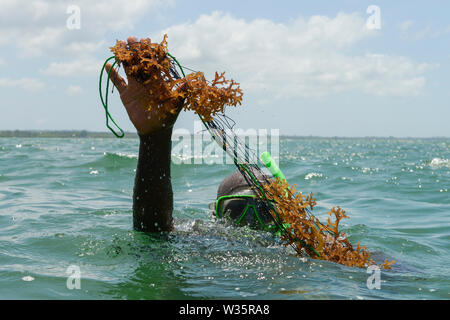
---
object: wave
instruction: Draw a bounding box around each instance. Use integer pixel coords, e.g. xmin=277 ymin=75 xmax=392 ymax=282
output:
xmin=103 ymin=152 xmax=138 ymax=160
xmin=77 ymin=152 xmax=138 ymax=170
xmin=429 ymin=158 xmax=449 ymax=168
xmin=304 ymin=172 xmax=324 ymax=180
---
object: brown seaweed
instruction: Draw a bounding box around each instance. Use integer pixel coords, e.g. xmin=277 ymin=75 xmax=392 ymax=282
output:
xmin=262 ymin=178 xmax=395 ymax=269
xmin=110 ymin=35 xmax=394 ymax=270
xmin=110 ymin=35 xmax=243 ymax=121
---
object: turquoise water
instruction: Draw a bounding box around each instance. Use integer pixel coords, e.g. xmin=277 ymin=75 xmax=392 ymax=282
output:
xmin=0 ymin=137 xmax=448 ymax=299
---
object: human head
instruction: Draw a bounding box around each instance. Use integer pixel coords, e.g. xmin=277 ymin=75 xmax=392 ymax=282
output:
xmin=211 ymin=169 xmax=276 ymax=230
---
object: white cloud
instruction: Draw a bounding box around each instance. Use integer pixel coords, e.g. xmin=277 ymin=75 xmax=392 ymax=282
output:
xmin=0 ymin=77 xmax=45 ymax=91
xmin=0 ymin=0 xmax=169 ymax=57
xmin=66 ymin=85 xmax=83 ymax=96
xmin=0 ymin=0 xmax=170 ymax=80
xmin=40 ymin=58 xmax=103 ymax=76
xmin=63 ymin=40 xmax=107 ymax=56
xmin=399 ymin=22 xmax=450 ymax=40
xmin=156 ymin=11 xmax=430 ymax=98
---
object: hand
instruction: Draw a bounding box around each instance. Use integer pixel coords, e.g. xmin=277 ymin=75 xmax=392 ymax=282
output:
xmin=105 ymin=36 xmax=183 ymax=135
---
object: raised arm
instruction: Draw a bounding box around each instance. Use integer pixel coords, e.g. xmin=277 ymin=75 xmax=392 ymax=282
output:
xmin=105 ymin=36 xmax=182 ymax=232
xmin=133 ymin=127 xmax=174 ymax=232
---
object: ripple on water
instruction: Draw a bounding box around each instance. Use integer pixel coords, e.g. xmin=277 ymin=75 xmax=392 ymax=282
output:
xmin=0 ymin=137 xmax=449 ymax=299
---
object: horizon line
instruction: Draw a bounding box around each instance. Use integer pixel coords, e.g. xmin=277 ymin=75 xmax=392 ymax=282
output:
xmin=0 ymin=129 xmax=448 ymax=139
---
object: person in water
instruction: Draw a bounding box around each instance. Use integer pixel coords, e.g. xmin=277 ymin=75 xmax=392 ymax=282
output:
xmin=105 ymin=36 xmax=273 ymax=233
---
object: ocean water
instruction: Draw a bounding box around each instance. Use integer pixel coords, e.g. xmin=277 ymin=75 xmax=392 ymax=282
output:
xmin=0 ymin=136 xmax=448 ymax=300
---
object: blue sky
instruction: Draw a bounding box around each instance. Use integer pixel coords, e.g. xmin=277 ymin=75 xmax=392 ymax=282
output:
xmin=0 ymin=0 xmax=449 ymax=137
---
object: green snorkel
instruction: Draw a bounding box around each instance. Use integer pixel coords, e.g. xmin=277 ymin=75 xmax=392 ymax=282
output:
xmin=260 ymin=151 xmax=286 ymax=182
xmin=260 ymin=151 xmax=288 ymax=236
xmin=261 ymin=151 xmax=289 ymax=199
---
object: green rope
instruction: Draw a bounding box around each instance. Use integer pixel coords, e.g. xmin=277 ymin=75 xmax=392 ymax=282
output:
xmin=167 ymin=52 xmax=186 ymax=78
xmin=99 ymin=56 xmax=125 ymax=138
xmin=99 ymin=52 xmax=184 ymax=138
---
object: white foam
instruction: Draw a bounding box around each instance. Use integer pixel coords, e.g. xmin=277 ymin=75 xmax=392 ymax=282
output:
xmin=305 ymin=172 xmax=323 ymax=180
xmin=22 ymin=276 xmax=34 ymax=282
xmin=104 ymin=152 xmax=138 ymax=159
xmin=430 ymin=158 xmax=449 ymax=168
xmin=115 ymin=152 xmax=137 ymax=159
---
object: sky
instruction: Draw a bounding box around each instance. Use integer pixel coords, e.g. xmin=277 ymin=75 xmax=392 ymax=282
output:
xmin=0 ymin=0 xmax=449 ymax=137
